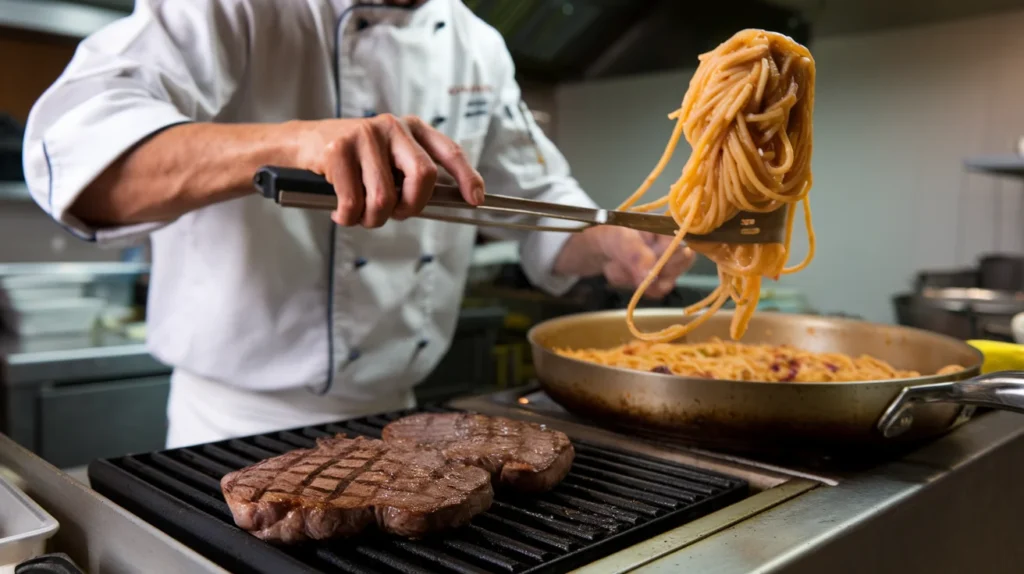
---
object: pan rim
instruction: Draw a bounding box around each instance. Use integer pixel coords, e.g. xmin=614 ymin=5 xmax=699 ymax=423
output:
xmin=527 ymin=308 xmax=985 ymax=388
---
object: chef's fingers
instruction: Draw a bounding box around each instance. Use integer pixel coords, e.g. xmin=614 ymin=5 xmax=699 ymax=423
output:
xmin=603 ymin=260 xmax=634 ymax=291
xmin=604 ymin=230 xmax=681 ymax=299
xmin=641 ymin=231 xmax=661 ymax=248
xmin=403 ymin=115 xmax=484 ymax=206
xmin=323 ymin=139 xmax=364 ymax=226
xmin=603 ymin=230 xmax=657 ymax=286
xmin=604 ymin=260 xmax=669 ymax=300
xmin=652 ymin=239 xmax=696 ymax=281
xmin=357 ymin=125 xmax=398 ymax=228
xmin=376 ymin=115 xmax=437 ymax=218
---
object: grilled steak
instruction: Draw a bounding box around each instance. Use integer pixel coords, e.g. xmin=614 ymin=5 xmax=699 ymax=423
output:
xmin=221 ymin=435 xmax=492 ymax=542
xmin=382 ymin=413 xmax=575 ymax=493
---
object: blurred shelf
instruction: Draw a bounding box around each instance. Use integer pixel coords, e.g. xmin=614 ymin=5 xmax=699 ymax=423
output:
xmin=0 ymin=181 xmax=31 ymax=201
xmin=0 ymin=0 xmax=126 ymax=39
xmin=964 ymin=156 xmax=1024 ymax=178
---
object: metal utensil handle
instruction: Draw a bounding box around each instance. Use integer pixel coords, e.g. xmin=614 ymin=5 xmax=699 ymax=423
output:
xmin=878 ymin=371 xmax=1024 ymax=438
xmin=253 ymin=165 xmax=593 ymax=234
xmin=253 ymin=166 xmax=782 ymax=242
xmin=253 ymin=165 xmax=602 ymax=222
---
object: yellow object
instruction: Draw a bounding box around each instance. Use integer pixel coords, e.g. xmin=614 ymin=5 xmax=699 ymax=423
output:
xmin=504 ymin=312 xmax=533 ymax=332
xmin=967 ymin=340 xmax=1024 ymax=374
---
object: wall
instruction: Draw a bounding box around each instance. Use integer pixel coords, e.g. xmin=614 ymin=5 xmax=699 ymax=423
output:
xmin=520 ymin=80 xmax=558 ymax=141
xmin=555 ymin=10 xmax=1024 ymax=323
xmin=0 ymin=27 xmax=121 ymax=263
xmin=0 ymin=28 xmax=77 ymax=123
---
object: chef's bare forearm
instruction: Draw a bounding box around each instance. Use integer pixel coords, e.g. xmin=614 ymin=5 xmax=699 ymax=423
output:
xmin=71 ymin=122 xmax=303 ymax=226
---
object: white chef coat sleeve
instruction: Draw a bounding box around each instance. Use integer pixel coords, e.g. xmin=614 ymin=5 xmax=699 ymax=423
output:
xmin=22 ymin=0 xmax=250 ymax=245
xmin=474 ymin=47 xmax=600 ymax=296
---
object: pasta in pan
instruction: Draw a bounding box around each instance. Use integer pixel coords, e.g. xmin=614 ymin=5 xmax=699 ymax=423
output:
xmin=556 ymin=339 xmax=964 ymax=383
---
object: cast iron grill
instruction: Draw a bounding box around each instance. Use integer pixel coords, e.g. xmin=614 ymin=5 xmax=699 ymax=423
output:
xmin=88 ymin=407 xmax=748 ymax=574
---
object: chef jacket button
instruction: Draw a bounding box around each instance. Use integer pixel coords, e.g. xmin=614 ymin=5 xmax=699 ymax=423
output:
xmin=434 ymin=21 xmax=446 ymax=33
xmin=417 ymin=339 xmax=429 ymax=349
xmin=356 ymin=18 xmax=370 ymax=30
xmin=354 ymin=256 xmax=367 ymax=269
xmin=416 ymin=254 xmax=434 ymax=271
xmin=348 ymin=349 xmax=361 ymax=362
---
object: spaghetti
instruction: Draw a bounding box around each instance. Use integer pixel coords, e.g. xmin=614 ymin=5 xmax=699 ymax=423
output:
xmin=556 ymin=339 xmax=964 ymax=383
xmin=621 ymin=29 xmax=816 ymax=342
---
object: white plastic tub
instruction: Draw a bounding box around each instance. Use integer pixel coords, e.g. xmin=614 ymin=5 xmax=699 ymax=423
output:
xmin=0 ymin=473 xmax=59 ymax=574
xmin=14 ymin=298 xmax=105 ymax=337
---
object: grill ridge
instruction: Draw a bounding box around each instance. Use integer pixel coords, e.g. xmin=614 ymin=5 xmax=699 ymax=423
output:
xmin=88 ymin=407 xmax=748 ymax=574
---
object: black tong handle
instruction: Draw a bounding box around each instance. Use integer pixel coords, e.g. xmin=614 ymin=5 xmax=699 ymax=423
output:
xmin=254 ymin=166 xmax=346 ymax=200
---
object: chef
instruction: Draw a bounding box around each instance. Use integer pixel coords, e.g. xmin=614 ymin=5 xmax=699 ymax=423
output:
xmin=23 ymin=0 xmax=696 ymax=447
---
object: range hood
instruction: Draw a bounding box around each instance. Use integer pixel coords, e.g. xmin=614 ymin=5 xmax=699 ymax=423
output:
xmin=1 ymin=0 xmax=809 ymax=81
xmin=466 ymin=0 xmax=810 ymax=81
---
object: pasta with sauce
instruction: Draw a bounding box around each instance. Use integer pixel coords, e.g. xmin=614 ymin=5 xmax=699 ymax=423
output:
xmin=620 ymin=29 xmax=815 ymax=343
xmin=556 ymin=339 xmax=963 ymax=383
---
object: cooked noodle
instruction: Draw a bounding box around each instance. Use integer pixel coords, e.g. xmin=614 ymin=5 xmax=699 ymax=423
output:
xmin=556 ymin=339 xmax=964 ymax=383
xmin=620 ymin=29 xmax=816 ymax=342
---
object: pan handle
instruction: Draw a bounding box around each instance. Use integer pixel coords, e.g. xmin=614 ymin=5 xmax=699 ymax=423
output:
xmin=878 ymin=371 xmax=1024 ymax=438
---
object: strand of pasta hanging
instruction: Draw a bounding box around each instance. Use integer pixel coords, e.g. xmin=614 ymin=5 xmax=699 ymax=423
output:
xmin=619 ymin=29 xmax=817 ymax=342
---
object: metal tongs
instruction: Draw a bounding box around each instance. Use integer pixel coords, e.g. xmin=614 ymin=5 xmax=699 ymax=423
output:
xmin=254 ymin=166 xmax=787 ymax=243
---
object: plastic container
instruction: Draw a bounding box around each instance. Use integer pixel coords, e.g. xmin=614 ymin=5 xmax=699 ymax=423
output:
xmin=15 ymin=298 xmax=105 ymax=337
xmin=0 ymin=474 xmax=59 ymax=574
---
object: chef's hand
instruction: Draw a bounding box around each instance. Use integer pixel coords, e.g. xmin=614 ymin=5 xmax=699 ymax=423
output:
xmin=553 ymin=227 xmax=697 ymax=299
xmin=296 ymin=114 xmax=484 ymax=227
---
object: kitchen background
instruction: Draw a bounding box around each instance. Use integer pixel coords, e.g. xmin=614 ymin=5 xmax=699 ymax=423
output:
xmin=4 ymin=0 xmax=1024 ymax=470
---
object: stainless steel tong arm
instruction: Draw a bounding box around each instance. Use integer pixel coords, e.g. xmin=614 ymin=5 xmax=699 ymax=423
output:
xmin=253 ymin=166 xmax=786 ymax=243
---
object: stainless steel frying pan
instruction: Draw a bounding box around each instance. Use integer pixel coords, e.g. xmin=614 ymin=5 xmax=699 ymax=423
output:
xmin=528 ymin=309 xmax=1024 ymax=450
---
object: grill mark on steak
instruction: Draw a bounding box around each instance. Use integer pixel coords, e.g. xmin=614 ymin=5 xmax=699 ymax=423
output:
xmin=243 ymin=448 xmax=315 ymax=502
xmin=258 ymin=443 xmax=361 ymax=501
xmin=382 ymin=413 xmax=575 ymax=493
xmin=320 ymin=445 xmax=385 ymax=503
xmin=221 ymin=436 xmax=493 ymax=542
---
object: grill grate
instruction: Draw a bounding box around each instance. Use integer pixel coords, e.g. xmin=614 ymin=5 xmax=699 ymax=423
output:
xmin=88 ymin=407 xmax=748 ymax=574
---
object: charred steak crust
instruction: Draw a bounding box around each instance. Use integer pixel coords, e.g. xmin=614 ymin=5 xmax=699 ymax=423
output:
xmin=381 ymin=413 xmax=575 ymax=493
xmin=220 ymin=436 xmax=492 ymax=542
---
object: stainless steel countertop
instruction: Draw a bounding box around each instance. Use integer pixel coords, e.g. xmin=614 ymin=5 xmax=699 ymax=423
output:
xmin=0 ymin=433 xmax=226 ymax=573
xmin=584 ymin=410 xmax=1024 ymax=573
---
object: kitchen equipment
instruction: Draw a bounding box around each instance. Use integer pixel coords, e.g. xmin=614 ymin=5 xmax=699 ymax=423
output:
xmin=13 ymin=299 xmax=104 ymax=337
xmin=526 ymin=309 xmax=1024 ymax=450
xmin=0 ymin=473 xmax=59 ymax=574
xmin=0 ymin=114 xmax=23 ymax=183
xmin=87 ymin=407 xmax=747 ymax=574
xmin=893 ymin=293 xmax=973 ymax=339
xmin=253 ymin=166 xmax=788 ymax=244
xmin=979 ymin=254 xmax=1024 ymax=291
xmin=1012 ymin=312 xmax=1024 ymax=343
xmin=923 ymin=287 xmax=1024 ymax=340
xmin=15 ymin=553 xmax=84 ymax=574
xmin=415 ymin=306 xmax=507 ymax=403
xmin=0 ymin=263 xmax=148 ymax=309
xmin=913 ymin=268 xmax=979 ymax=291
xmin=892 ymin=288 xmax=1024 ymax=341
xmin=0 ymin=263 xmax=150 ymax=338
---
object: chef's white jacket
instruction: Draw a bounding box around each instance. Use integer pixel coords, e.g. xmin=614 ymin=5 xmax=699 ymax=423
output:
xmin=23 ymin=0 xmax=597 ymax=412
